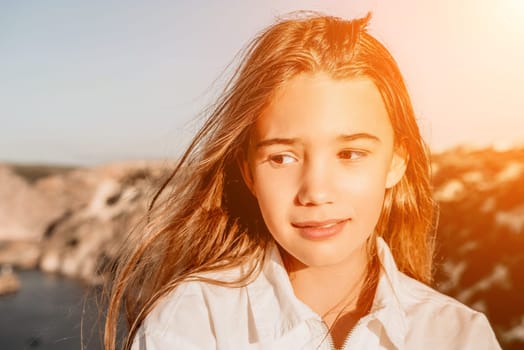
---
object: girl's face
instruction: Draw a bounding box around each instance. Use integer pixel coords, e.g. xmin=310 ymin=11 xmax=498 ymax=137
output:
xmin=242 ymin=72 xmax=406 ymax=270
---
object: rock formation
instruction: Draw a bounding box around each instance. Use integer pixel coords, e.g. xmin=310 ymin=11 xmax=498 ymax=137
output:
xmin=0 ymin=165 xmax=64 ymax=242
xmin=0 ymin=265 xmax=20 ymax=295
xmin=432 ymin=147 xmax=524 ymax=350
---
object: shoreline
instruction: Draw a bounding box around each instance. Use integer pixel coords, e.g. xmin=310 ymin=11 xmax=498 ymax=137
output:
xmin=0 ymin=266 xmax=21 ymax=296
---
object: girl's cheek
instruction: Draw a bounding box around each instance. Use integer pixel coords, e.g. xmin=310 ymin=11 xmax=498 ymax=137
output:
xmin=340 ymin=167 xmax=387 ymax=195
xmin=255 ymin=167 xmax=300 ymax=194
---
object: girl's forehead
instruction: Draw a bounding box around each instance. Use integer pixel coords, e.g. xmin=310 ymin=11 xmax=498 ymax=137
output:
xmin=265 ymin=73 xmax=384 ymax=118
xmin=253 ymin=73 xmax=393 ymax=142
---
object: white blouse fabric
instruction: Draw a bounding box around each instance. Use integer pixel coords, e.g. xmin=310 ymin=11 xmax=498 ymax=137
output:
xmin=132 ymin=238 xmax=501 ymax=349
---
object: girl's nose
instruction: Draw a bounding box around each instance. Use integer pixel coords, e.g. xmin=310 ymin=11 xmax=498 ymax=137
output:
xmin=296 ymin=159 xmax=334 ymax=206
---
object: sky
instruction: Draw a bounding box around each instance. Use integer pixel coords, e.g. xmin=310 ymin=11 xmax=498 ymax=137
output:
xmin=1 ymin=0 xmax=524 ymax=165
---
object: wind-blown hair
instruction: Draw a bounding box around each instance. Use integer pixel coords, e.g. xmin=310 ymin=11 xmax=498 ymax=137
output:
xmin=104 ymin=13 xmax=436 ymax=350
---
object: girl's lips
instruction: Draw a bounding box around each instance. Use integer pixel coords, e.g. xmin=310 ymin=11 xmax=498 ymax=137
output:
xmin=292 ymin=218 xmax=349 ymax=240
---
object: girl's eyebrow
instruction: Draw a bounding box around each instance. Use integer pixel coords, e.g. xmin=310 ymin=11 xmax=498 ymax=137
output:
xmin=256 ymin=133 xmax=380 ymax=150
xmin=338 ymin=133 xmax=381 ymax=143
xmin=255 ymin=137 xmax=299 ymax=149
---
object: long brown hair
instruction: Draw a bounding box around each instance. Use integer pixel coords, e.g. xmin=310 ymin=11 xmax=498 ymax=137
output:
xmin=104 ymin=12 xmax=436 ymax=350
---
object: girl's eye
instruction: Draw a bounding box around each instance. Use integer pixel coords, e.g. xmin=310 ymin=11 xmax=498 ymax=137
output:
xmin=268 ymin=154 xmax=296 ymax=165
xmin=338 ymin=149 xmax=367 ymax=160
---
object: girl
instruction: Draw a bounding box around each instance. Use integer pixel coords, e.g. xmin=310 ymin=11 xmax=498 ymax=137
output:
xmin=105 ymin=13 xmax=501 ymax=349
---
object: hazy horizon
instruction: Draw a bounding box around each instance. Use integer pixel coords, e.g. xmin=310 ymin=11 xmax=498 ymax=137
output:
xmin=2 ymin=0 xmax=524 ymax=166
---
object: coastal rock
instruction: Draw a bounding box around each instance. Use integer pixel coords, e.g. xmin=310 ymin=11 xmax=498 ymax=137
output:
xmin=38 ymin=161 xmax=172 ymax=283
xmin=0 ymin=161 xmax=171 ymax=276
xmin=0 ymin=166 xmax=63 ymax=242
xmin=0 ymin=265 xmax=20 ymax=296
xmin=432 ymin=147 xmax=524 ymax=349
xmin=0 ymin=241 xmax=40 ymax=269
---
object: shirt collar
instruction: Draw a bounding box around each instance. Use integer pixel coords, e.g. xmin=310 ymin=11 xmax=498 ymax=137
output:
xmin=371 ymin=237 xmax=408 ymax=349
xmin=247 ymin=237 xmax=409 ymax=348
xmin=246 ymin=243 xmax=319 ymax=339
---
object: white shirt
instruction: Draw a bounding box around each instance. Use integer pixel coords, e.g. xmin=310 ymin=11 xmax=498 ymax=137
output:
xmin=133 ymin=238 xmax=501 ymax=349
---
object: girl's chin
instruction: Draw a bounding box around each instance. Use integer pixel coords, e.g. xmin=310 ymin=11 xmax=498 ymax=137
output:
xmin=282 ymin=244 xmax=369 ymax=271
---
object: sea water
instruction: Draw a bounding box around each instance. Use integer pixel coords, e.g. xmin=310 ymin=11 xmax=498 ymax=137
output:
xmin=0 ymin=270 xmax=103 ymax=350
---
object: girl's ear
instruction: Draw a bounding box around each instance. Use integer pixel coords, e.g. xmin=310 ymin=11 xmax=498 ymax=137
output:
xmin=238 ymin=156 xmax=257 ymax=197
xmin=385 ymin=146 xmax=408 ymax=189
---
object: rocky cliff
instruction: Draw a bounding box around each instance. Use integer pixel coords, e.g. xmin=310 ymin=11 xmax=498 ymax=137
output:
xmin=0 ymin=161 xmax=173 ymax=283
xmin=432 ymin=147 xmax=524 ymax=349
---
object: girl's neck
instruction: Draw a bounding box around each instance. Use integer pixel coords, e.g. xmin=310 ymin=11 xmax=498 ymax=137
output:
xmin=281 ymin=245 xmax=369 ymax=317
xmin=281 ymin=245 xmax=379 ymax=348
